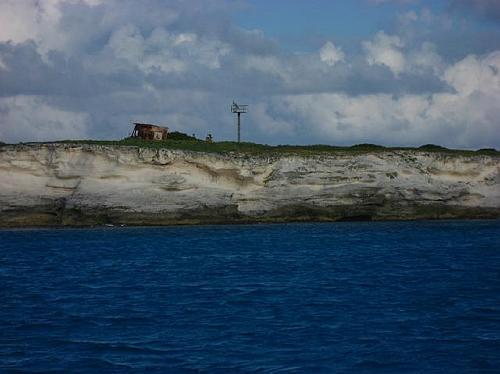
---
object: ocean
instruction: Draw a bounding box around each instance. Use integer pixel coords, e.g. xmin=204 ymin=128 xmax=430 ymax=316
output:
xmin=1 ymin=221 xmax=499 ymax=373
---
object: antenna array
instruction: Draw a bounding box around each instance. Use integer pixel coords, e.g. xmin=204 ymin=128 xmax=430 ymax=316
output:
xmin=231 ymin=101 xmax=248 ymax=143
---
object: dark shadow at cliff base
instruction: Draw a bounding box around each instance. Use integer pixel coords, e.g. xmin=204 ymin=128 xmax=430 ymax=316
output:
xmin=1 ymin=203 xmax=499 ymax=228
xmin=336 ymin=215 xmax=373 ymax=222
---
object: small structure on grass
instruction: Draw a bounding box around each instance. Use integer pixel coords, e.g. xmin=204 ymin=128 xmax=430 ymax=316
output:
xmin=131 ymin=123 xmax=169 ymax=141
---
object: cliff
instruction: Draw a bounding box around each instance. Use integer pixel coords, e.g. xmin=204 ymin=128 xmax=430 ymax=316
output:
xmin=0 ymin=143 xmax=499 ymax=226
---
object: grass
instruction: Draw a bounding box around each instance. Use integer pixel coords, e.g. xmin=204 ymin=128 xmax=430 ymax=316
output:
xmin=5 ymin=137 xmax=499 ymax=156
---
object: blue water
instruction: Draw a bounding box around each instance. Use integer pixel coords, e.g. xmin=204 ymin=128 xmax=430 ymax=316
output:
xmin=1 ymin=221 xmax=499 ymax=373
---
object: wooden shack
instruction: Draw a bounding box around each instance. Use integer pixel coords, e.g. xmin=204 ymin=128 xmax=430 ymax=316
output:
xmin=131 ymin=123 xmax=168 ymax=141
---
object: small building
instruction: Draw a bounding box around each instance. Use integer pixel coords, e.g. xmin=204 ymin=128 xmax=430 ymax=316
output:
xmin=131 ymin=123 xmax=169 ymax=141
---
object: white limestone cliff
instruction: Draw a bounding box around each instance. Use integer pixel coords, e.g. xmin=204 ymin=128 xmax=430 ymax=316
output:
xmin=0 ymin=143 xmax=499 ymax=226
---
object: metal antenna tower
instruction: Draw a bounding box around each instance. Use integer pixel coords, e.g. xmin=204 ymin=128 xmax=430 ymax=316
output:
xmin=231 ymin=101 xmax=248 ymax=143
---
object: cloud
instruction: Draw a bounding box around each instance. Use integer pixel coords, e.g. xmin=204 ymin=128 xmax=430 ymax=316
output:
xmin=362 ymin=30 xmax=445 ymax=78
xmin=363 ymin=31 xmax=406 ymax=76
xmin=408 ymin=42 xmax=445 ymax=75
xmin=103 ymin=25 xmax=230 ymax=74
xmin=252 ymin=51 xmax=500 ymax=149
xmin=0 ymin=0 xmax=498 ymax=149
xmin=319 ymin=41 xmax=345 ymax=67
xmin=0 ymin=96 xmax=90 ymax=143
xmin=0 ymin=0 xmax=104 ymax=57
xmin=443 ymin=51 xmax=500 ymax=96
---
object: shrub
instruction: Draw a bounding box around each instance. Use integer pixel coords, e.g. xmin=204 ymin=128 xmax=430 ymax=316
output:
xmin=418 ymin=144 xmax=448 ymax=151
xmin=350 ymin=143 xmax=386 ymax=150
xmin=168 ymin=131 xmax=196 ymax=141
xmin=477 ymin=148 xmax=497 ymax=153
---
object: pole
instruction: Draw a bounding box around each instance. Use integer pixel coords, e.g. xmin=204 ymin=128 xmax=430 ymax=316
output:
xmin=237 ymin=112 xmax=241 ymax=143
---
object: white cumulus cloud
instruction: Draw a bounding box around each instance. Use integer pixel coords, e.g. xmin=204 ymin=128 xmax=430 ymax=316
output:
xmin=0 ymin=0 xmax=103 ymax=55
xmin=254 ymin=51 xmax=500 ymax=149
xmin=363 ymin=31 xmax=406 ymax=76
xmin=0 ymin=96 xmax=90 ymax=143
xmin=319 ymin=41 xmax=345 ymax=66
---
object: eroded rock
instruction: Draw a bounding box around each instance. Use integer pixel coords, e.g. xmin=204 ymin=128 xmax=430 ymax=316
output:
xmin=0 ymin=143 xmax=499 ymax=226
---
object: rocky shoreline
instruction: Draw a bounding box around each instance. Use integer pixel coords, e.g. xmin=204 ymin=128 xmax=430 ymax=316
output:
xmin=0 ymin=143 xmax=499 ymax=227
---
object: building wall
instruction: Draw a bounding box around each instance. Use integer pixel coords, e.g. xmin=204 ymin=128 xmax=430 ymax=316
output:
xmin=133 ymin=125 xmax=168 ymax=141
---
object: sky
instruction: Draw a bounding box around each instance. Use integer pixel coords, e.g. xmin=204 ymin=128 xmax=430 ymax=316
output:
xmin=0 ymin=0 xmax=499 ymax=148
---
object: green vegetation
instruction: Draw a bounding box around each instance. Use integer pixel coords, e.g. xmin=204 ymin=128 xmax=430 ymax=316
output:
xmin=477 ymin=148 xmax=498 ymax=154
xmin=41 ymin=137 xmax=499 ymax=156
xmin=167 ymin=131 xmax=197 ymax=141
xmin=418 ymin=144 xmax=449 ymax=151
xmin=10 ymin=132 xmax=498 ymax=156
xmin=350 ymin=143 xmax=386 ymax=150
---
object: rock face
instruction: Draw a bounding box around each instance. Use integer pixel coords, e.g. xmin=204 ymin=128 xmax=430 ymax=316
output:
xmin=0 ymin=143 xmax=499 ymax=226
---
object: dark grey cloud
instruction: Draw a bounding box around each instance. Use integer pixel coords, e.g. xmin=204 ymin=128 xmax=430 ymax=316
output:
xmin=0 ymin=41 xmax=141 ymax=98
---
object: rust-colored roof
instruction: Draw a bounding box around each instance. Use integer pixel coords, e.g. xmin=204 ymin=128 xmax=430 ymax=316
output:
xmin=133 ymin=123 xmax=168 ymax=131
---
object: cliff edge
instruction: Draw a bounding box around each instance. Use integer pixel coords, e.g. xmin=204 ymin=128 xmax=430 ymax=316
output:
xmin=0 ymin=143 xmax=499 ymax=226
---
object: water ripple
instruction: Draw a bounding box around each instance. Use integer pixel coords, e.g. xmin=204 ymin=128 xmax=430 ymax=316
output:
xmin=1 ymin=221 xmax=499 ymax=372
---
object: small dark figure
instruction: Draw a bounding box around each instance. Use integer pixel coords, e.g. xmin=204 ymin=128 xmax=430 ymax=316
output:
xmin=205 ymin=133 xmax=213 ymax=143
